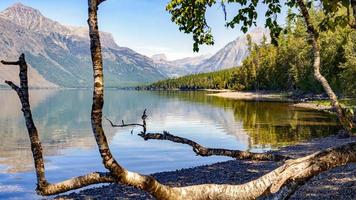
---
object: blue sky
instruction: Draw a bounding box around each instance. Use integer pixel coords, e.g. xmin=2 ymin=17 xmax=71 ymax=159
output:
xmin=0 ymin=0 xmax=287 ymax=60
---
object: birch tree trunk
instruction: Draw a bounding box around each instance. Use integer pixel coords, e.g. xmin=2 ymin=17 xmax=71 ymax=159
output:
xmin=85 ymin=1 xmax=356 ymax=199
xmin=296 ymin=0 xmax=355 ymax=133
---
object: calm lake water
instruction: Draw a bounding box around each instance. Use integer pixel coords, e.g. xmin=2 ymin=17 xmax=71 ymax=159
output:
xmin=0 ymin=89 xmax=339 ymax=199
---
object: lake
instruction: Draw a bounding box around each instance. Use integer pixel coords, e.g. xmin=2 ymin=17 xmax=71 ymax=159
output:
xmin=0 ymin=89 xmax=339 ymax=199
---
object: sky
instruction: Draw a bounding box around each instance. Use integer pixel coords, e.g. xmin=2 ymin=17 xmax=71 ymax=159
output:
xmin=0 ymin=0 xmax=287 ymax=60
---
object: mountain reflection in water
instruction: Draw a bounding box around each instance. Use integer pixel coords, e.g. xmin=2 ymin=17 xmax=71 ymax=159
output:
xmin=0 ymin=90 xmax=339 ymax=175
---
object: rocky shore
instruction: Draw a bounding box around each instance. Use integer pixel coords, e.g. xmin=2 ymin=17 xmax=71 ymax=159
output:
xmin=55 ymin=135 xmax=356 ymax=200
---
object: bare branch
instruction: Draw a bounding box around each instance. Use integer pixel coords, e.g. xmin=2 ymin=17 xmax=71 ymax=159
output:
xmin=107 ymin=109 xmax=288 ymax=161
xmin=1 ymin=60 xmax=20 ymax=65
xmin=4 ymin=80 xmax=21 ymax=95
xmin=104 ymin=116 xmax=143 ymax=128
xmin=139 ymin=131 xmax=287 ymax=161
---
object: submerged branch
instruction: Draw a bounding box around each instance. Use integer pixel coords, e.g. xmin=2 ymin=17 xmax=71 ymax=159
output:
xmin=105 ymin=116 xmax=143 ymax=128
xmin=139 ymin=131 xmax=287 ymax=161
xmin=106 ymin=110 xmax=288 ymax=161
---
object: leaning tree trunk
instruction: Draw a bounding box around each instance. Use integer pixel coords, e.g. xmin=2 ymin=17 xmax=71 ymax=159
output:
xmin=86 ymin=1 xmax=356 ymax=199
xmin=86 ymin=1 xmax=177 ymax=198
xmin=1 ymin=55 xmax=48 ymax=190
xmin=297 ymin=0 xmax=355 ymax=133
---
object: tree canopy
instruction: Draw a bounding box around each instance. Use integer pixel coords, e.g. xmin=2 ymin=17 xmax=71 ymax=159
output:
xmin=166 ymin=0 xmax=356 ymax=51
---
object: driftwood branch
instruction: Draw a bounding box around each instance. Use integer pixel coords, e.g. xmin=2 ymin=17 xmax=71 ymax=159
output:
xmin=106 ymin=110 xmax=288 ymax=161
xmin=138 ymin=131 xmax=287 ymax=161
xmin=2 ymin=54 xmax=116 ymax=196
xmin=1 ymin=60 xmax=20 ymax=65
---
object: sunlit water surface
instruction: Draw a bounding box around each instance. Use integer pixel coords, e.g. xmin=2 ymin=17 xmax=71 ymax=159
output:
xmin=0 ymin=90 xmax=339 ymax=199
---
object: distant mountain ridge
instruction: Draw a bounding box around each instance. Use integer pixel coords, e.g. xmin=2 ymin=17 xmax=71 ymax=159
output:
xmin=195 ymin=27 xmax=270 ymax=73
xmin=152 ymin=27 xmax=270 ymax=77
xmin=0 ymin=3 xmax=270 ymax=88
xmin=0 ymin=3 xmax=166 ymax=87
xmin=151 ymin=54 xmax=210 ymax=77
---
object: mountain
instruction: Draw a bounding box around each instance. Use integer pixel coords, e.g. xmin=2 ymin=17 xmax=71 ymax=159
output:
xmin=0 ymin=3 xmax=166 ymax=88
xmin=152 ymin=27 xmax=270 ymax=77
xmin=152 ymin=54 xmax=210 ymax=77
xmin=151 ymin=54 xmax=168 ymax=62
xmin=194 ymin=27 xmax=270 ymax=73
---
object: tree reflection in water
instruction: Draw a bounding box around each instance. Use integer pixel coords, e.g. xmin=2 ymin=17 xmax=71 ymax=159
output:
xmin=0 ymin=90 xmax=339 ymax=173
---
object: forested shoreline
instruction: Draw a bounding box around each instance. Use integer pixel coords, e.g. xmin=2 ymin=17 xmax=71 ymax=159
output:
xmin=147 ymin=10 xmax=356 ymax=97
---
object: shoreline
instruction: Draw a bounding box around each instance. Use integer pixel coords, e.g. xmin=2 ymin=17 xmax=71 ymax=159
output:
xmin=56 ymin=135 xmax=356 ymax=200
xmin=206 ymin=91 xmax=292 ymax=102
xmin=205 ymin=90 xmax=341 ymax=114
